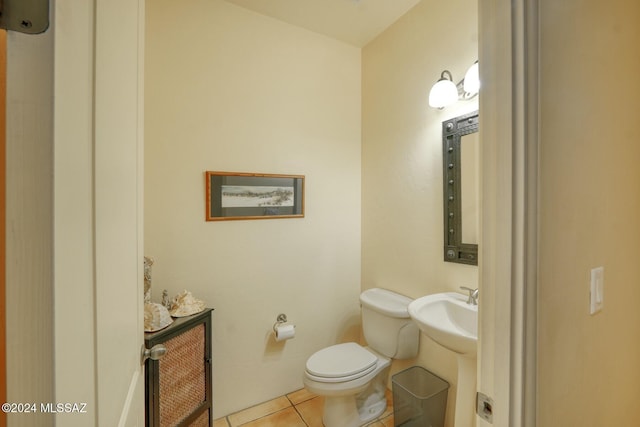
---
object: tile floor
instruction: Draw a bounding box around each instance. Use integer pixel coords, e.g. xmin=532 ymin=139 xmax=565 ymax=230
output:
xmin=214 ymin=388 xmax=394 ymax=427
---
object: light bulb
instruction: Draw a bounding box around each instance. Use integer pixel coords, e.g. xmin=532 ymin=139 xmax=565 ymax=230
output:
xmin=429 ymin=78 xmax=458 ymax=109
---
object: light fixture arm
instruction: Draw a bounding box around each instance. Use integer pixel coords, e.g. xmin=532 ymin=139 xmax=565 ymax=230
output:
xmin=457 ymin=79 xmax=478 ymax=101
xmin=440 ymin=70 xmax=454 ymax=82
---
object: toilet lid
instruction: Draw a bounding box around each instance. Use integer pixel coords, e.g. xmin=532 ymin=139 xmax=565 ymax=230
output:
xmin=306 ymin=343 xmax=377 ymax=380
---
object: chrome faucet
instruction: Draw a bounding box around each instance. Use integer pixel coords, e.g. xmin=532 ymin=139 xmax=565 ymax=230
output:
xmin=460 ymin=286 xmax=479 ymax=305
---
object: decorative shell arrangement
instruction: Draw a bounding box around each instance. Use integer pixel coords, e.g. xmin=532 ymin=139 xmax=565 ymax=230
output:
xmin=169 ymin=290 xmax=206 ymax=317
xmin=144 ymin=302 xmax=173 ymax=332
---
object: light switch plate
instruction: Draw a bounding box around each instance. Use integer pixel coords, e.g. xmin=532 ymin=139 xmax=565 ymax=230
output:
xmin=590 ymin=266 xmax=604 ymax=315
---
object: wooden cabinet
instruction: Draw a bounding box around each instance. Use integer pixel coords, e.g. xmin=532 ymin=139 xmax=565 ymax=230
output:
xmin=145 ymin=308 xmax=213 ymax=427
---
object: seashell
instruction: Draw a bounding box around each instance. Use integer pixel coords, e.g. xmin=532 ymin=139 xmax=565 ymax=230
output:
xmin=169 ymin=290 xmax=206 ymax=317
xmin=143 ymin=256 xmax=154 ymax=303
xmin=144 ymin=302 xmax=173 ymax=332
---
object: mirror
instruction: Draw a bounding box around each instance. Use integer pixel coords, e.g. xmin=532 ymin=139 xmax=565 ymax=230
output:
xmin=460 ymin=131 xmax=480 ymax=244
xmin=443 ymin=111 xmax=479 ymax=265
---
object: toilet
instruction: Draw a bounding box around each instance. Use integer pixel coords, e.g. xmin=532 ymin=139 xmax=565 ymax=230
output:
xmin=303 ymin=288 xmax=419 ymax=427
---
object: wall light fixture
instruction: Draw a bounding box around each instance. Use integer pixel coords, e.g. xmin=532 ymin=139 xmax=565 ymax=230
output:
xmin=428 ymin=61 xmax=480 ymax=109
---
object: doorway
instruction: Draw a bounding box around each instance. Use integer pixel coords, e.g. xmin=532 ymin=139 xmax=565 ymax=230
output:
xmin=0 ymin=28 xmax=6 ymax=427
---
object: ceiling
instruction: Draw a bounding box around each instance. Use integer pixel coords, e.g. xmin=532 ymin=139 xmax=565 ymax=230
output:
xmin=224 ymin=0 xmax=422 ymax=47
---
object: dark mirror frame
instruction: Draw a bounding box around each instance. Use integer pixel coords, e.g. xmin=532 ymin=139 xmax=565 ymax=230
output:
xmin=443 ymin=110 xmax=479 ymax=265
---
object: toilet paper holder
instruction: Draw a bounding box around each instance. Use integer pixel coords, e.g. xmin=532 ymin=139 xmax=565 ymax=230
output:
xmin=273 ymin=313 xmax=288 ymax=332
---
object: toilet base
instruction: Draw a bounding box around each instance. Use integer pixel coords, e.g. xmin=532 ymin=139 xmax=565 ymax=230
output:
xmin=321 ymin=364 xmax=389 ymax=427
xmin=323 ymin=392 xmax=386 ymax=427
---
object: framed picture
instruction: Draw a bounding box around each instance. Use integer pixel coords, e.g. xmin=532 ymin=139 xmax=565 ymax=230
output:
xmin=205 ymin=171 xmax=305 ymax=221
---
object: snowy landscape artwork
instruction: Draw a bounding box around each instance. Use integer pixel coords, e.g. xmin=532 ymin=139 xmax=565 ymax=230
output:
xmin=205 ymin=171 xmax=304 ymax=221
xmin=221 ymin=185 xmax=295 ymax=208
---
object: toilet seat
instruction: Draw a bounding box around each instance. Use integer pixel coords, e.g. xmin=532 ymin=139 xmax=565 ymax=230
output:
xmin=305 ymin=343 xmax=378 ymax=383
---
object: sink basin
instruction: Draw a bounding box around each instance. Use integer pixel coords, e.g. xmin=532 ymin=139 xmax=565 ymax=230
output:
xmin=408 ymin=292 xmax=478 ymax=356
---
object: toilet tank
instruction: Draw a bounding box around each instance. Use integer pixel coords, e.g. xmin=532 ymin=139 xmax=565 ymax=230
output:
xmin=360 ymin=288 xmax=419 ymax=359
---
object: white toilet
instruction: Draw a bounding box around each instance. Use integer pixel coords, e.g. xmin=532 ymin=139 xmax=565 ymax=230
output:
xmin=303 ymin=288 xmax=419 ymax=427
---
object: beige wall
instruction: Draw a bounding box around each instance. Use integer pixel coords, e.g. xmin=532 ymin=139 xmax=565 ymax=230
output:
xmin=145 ymin=0 xmax=362 ymax=417
xmin=5 ymin=30 xmax=54 ymax=427
xmin=362 ymin=1 xmax=477 ymax=425
xmin=538 ymin=0 xmax=640 ymax=425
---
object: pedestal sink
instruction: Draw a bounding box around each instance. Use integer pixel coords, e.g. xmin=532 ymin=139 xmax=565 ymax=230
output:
xmin=408 ymin=292 xmax=478 ymax=427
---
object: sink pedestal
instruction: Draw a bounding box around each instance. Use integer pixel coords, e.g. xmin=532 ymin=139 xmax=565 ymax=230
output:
xmin=407 ymin=292 xmax=478 ymax=427
xmin=454 ymin=355 xmax=477 ymax=427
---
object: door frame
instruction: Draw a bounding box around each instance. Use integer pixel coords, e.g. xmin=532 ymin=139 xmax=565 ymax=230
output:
xmin=0 ymin=28 xmax=6 ymax=427
xmin=53 ymin=0 xmax=145 ymax=425
xmin=477 ymin=1 xmax=538 ymax=426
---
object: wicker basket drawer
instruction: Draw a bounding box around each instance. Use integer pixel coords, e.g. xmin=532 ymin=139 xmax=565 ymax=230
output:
xmin=145 ymin=309 xmax=213 ymax=427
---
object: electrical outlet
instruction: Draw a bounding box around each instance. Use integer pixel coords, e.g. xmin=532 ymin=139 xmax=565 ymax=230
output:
xmin=477 ymin=392 xmax=494 ymax=423
xmin=590 ymin=266 xmax=604 ymax=315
